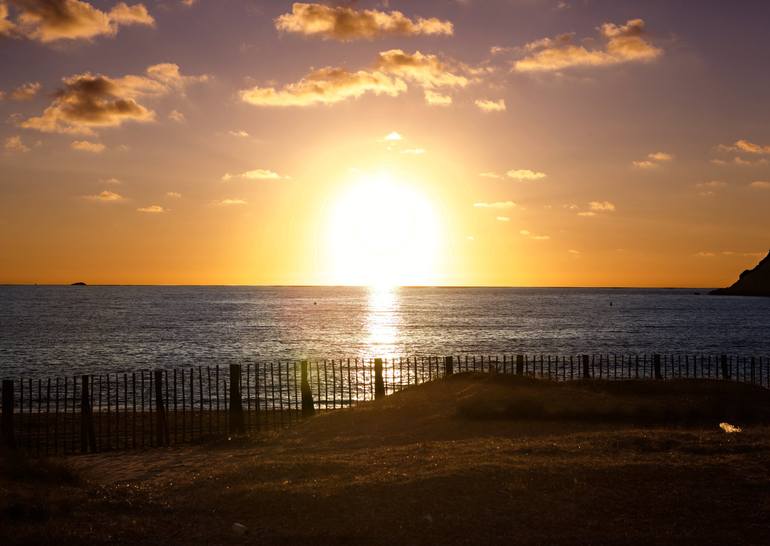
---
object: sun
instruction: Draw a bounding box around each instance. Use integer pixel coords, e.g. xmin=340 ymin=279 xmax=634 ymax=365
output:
xmin=324 ymin=171 xmax=442 ymax=286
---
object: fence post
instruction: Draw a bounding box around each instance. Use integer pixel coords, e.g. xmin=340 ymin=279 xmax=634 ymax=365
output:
xmin=300 ymin=361 xmax=315 ymax=417
xmin=653 ymin=355 xmax=663 ymax=380
xmin=1 ymin=380 xmax=15 ymax=450
xmin=374 ymin=358 xmax=385 ymax=399
xmin=229 ymin=364 xmax=245 ymax=434
xmin=154 ymin=370 xmax=169 ymax=446
xmin=516 ymin=355 xmax=524 ymax=376
xmin=80 ymin=375 xmax=97 ymax=453
xmin=444 ymin=356 xmax=454 ymax=376
xmin=582 ymin=355 xmax=591 ymax=379
xmin=720 ymin=355 xmax=729 ymax=380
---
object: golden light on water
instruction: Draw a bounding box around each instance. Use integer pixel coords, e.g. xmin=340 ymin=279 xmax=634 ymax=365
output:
xmin=365 ymin=284 xmax=400 ymax=360
xmin=324 ymin=172 xmax=442 ymax=287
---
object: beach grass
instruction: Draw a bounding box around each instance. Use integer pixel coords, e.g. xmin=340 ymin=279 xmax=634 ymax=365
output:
xmin=2 ymin=374 xmax=769 ymax=545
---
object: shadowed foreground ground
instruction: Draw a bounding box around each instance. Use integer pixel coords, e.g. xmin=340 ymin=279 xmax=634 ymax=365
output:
xmin=2 ymin=374 xmax=770 ymax=545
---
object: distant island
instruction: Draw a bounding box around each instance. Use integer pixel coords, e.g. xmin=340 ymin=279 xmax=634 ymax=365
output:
xmin=710 ymin=250 xmax=770 ymax=297
xmin=71 ymin=282 xmax=87 ymax=286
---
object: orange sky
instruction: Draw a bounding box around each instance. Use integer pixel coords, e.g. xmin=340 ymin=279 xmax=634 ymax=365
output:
xmin=1 ymin=1 xmax=768 ymax=287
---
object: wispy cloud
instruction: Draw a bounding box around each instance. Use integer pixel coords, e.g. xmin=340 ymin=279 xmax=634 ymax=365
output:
xmin=137 ymin=205 xmax=165 ymax=213
xmin=474 ymin=98 xmax=506 ymax=112
xmin=71 ymin=140 xmax=105 ymax=153
xmin=633 ymin=151 xmax=673 ymax=168
xmin=589 ymin=201 xmax=616 ymax=212
xmin=9 ymin=81 xmax=41 ymax=101
xmin=424 ymin=90 xmax=452 ymax=106
xmin=514 ymin=19 xmax=662 ymax=72
xmin=4 ymin=135 xmax=29 ymax=153
xmin=228 ymin=130 xmax=249 ymax=138
xmin=213 ymin=198 xmax=247 ymax=206
xmin=84 ymin=190 xmax=123 ymax=202
xmin=749 ymin=180 xmax=770 ymax=189
xmin=473 ymin=201 xmax=516 ymax=209
xmin=720 ymin=139 xmax=770 ymax=155
xmin=506 ymin=169 xmax=547 ymax=181
xmin=520 ymin=229 xmax=550 ymax=240
xmin=274 ymin=3 xmax=453 ymax=41
xmin=168 ymin=109 xmax=185 ymax=122
xmin=221 ymin=169 xmax=288 ymax=181
xmin=496 ymin=216 xmax=510 ymax=222
xmin=166 ymin=191 xmax=181 ymax=198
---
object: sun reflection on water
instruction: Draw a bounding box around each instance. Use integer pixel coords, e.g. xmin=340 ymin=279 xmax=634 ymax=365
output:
xmin=365 ymin=285 xmax=400 ymax=360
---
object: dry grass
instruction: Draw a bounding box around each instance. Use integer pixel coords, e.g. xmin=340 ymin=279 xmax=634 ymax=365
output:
xmin=2 ymin=374 xmax=770 ymax=545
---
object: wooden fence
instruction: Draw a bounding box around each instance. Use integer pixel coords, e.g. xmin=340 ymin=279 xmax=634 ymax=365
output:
xmin=1 ymin=354 xmax=768 ymax=456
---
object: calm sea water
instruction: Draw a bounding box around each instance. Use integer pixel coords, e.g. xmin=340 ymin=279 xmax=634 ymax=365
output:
xmin=1 ymin=286 xmax=769 ymax=377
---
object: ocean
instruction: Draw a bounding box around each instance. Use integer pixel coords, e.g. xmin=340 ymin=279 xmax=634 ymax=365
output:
xmin=1 ymin=286 xmax=769 ymax=377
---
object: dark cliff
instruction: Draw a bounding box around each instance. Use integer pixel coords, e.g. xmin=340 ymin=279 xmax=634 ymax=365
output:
xmin=710 ymin=251 xmax=770 ymax=297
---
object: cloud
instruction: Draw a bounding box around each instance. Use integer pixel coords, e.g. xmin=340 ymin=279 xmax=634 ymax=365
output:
xmin=213 ymin=198 xmax=247 ymax=206
xmin=4 ymin=135 xmax=30 ymax=152
xmin=137 ymin=204 xmax=164 ymax=213
xmin=475 ymin=98 xmax=506 ymax=112
xmin=473 ymin=201 xmax=516 ymax=209
xmin=589 ymin=200 xmax=616 ymax=211
xmin=20 ymin=63 xmax=207 ymax=135
xmin=577 ymin=211 xmax=596 ymax=217
xmin=274 ymin=3 xmax=453 ymax=41
xmin=0 ymin=2 xmax=14 ymax=35
xmin=696 ymin=180 xmax=726 ymax=189
xmin=506 ymin=169 xmax=547 ymax=181
xmin=384 ymin=131 xmax=403 ymax=141
xmin=240 ymin=66 xmax=406 ymax=107
xmin=632 ymin=160 xmax=656 ymax=169
xmin=168 ymin=109 xmax=185 ymax=122
xmin=514 ymin=19 xmax=662 ymax=72
xmin=9 ymin=81 xmax=41 ymax=100
xmin=221 ymin=169 xmax=287 ymax=181
xmin=70 ymin=139 xmax=104 ymax=152
xmin=240 ymin=49 xmax=474 ymax=108
xmin=496 ymin=216 xmax=510 ymax=222
xmin=723 ymin=139 xmax=770 ymax=155
xmin=695 ymin=251 xmax=715 ymax=257
xmin=632 ymin=151 xmax=673 ymax=168
xmin=750 ymin=181 xmax=770 ymax=189
xmin=166 ymin=191 xmax=181 ymax=198
xmin=375 ymin=49 xmax=471 ymax=89
xmin=228 ymin=130 xmax=249 ymax=138
xmin=424 ymin=90 xmax=452 ymax=106
xmin=85 ymin=189 xmax=123 ymax=201
xmin=520 ymin=229 xmax=550 ymax=240
xmin=711 ymin=154 xmax=768 ymax=166
xmin=101 ymin=177 xmax=120 ymax=184
xmin=3 ymin=0 xmax=154 ymax=43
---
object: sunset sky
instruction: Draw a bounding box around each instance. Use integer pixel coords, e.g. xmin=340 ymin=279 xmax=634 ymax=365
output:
xmin=1 ymin=0 xmax=769 ymax=287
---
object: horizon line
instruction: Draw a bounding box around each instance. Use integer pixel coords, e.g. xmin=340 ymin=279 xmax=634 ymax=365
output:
xmin=0 ymin=283 xmax=718 ymax=290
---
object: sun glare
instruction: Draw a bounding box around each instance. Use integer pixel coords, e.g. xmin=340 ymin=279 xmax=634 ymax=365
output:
xmin=325 ymin=172 xmax=441 ymax=286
